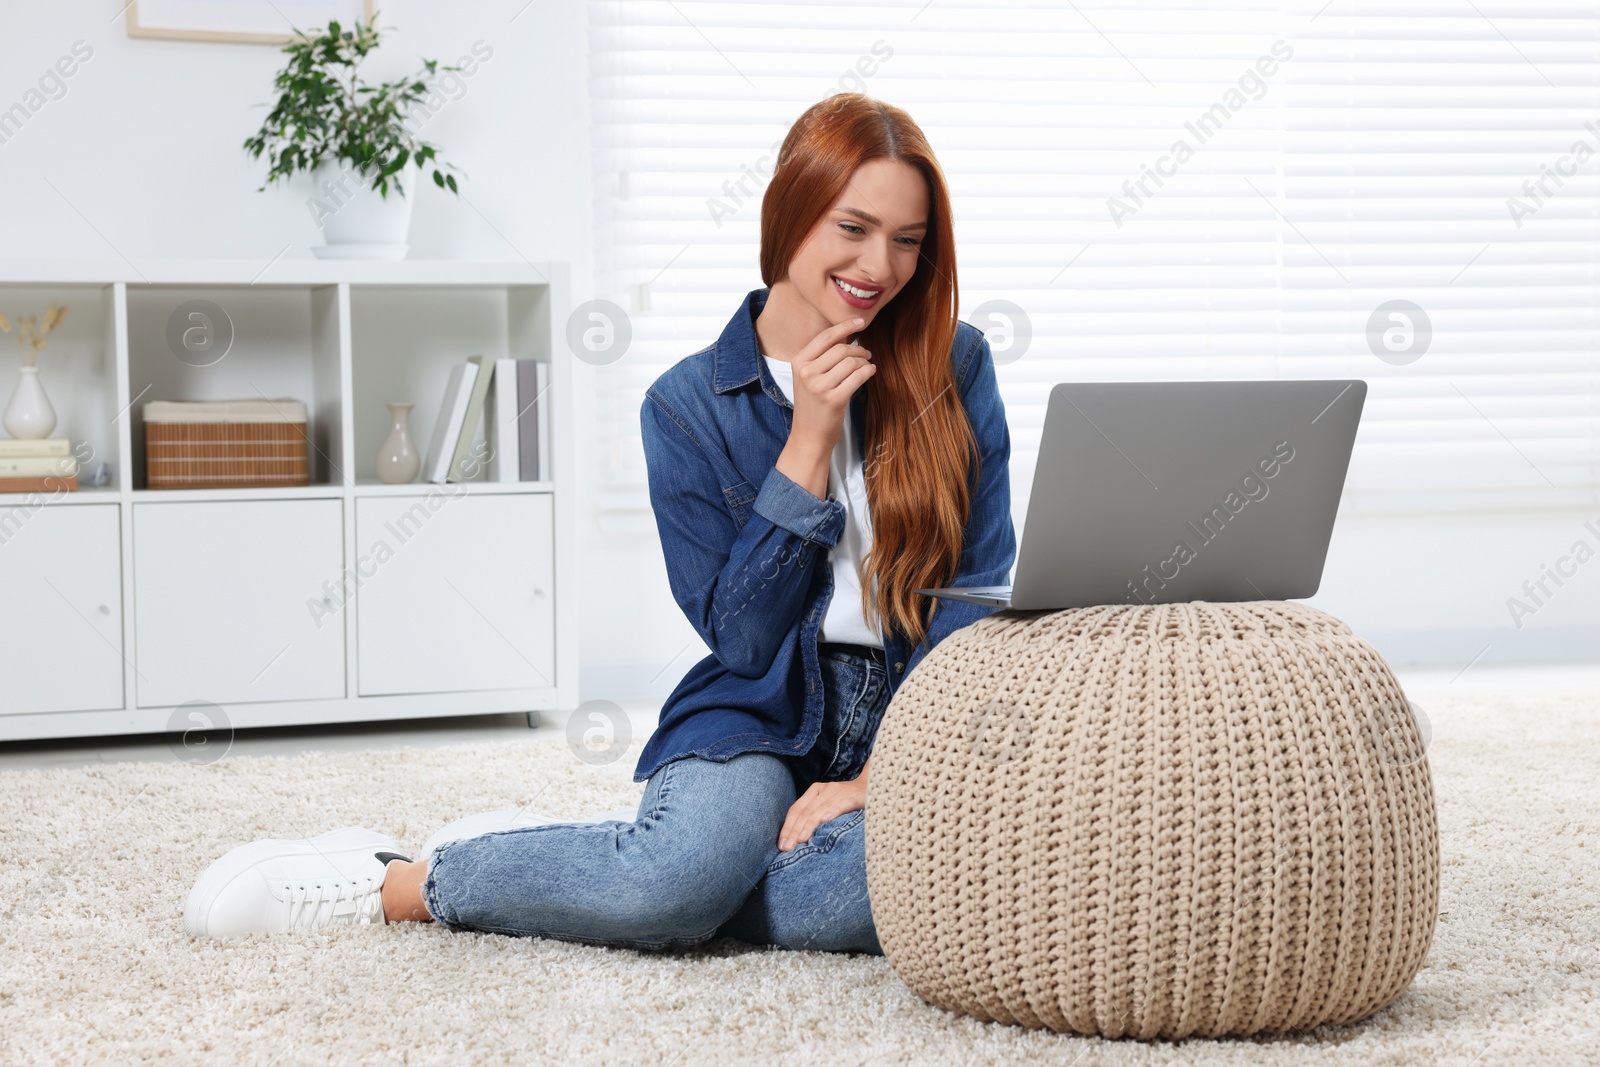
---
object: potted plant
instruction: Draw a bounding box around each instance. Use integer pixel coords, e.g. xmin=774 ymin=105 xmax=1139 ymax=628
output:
xmin=243 ymin=17 xmax=463 ymax=259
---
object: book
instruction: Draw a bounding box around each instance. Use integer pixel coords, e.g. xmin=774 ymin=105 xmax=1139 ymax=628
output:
xmin=485 ymin=357 xmax=520 ymax=482
xmin=0 ymin=455 xmax=78 ymax=478
xmin=447 ymin=355 xmax=493 ymax=483
xmin=0 ymin=474 xmax=78 ymax=493
xmin=424 ymin=360 xmax=478 ymax=484
xmin=517 ymin=359 xmax=540 ymax=483
xmin=536 ymin=361 xmax=550 ymax=481
xmin=0 ymin=438 xmax=70 ymax=457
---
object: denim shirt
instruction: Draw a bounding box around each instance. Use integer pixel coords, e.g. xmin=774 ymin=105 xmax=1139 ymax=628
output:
xmin=633 ymin=287 xmax=1017 ymax=784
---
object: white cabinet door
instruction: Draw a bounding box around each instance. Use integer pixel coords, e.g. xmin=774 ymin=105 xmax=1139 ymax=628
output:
xmin=355 ymin=493 xmax=555 ymax=696
xmin=0 ymin=504 xmax=124 ymax=715
xmin=133 ymin=500 xmax=345 ymax=707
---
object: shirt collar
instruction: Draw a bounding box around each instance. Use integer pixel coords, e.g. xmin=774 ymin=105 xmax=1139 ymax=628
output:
xmin=712 ymin=287 xmax=771 ymax=394
xmin=714 ymin=287 xmax=869 ymax=442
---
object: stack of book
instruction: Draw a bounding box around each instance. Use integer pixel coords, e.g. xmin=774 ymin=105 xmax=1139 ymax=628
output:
xmin=0 ymin=438 xmax=78 ymax=492
xmin=423 ymin=356 xmax=550 ymax=484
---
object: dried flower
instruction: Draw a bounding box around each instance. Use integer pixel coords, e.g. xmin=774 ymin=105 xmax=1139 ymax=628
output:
xmin=6 ymin=305 xmax=69 ymax=368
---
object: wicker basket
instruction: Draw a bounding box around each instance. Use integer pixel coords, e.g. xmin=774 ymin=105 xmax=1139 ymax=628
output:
xmin=143 ymin=399 xmax=310 ymax=489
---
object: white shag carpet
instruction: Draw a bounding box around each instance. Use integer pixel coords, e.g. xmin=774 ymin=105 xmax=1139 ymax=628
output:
xmin=1 ymin=690 xmax=1597 ymax=1066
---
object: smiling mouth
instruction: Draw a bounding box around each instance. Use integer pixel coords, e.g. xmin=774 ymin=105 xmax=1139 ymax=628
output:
xmin=832 ymin=275 xmax=883 ymax=300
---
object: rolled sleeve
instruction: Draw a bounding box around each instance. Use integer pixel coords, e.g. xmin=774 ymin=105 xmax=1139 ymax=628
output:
xmin=752 ymin=465 xmax=847 ymax=548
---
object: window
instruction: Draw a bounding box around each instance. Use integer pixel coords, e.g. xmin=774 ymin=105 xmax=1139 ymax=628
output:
xmin=587 ymin=0 xmax=1600 ymax=525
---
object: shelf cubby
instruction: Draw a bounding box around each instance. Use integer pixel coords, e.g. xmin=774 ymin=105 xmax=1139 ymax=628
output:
xmin=124 ymin=284 xmax=343 ymax=489
xmin=0 ymin=282 xmax=120 ymax=492
xmin=348 ymin=283 xmax=552 ymax=487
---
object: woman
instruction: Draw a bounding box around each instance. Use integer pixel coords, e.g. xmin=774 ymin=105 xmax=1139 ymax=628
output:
xmin=183 ymin=93 xmax=1016 ymax=953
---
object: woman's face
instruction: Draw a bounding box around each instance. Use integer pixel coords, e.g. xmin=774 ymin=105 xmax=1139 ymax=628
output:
xmin=787 ymin=157 xmax=929 ymax=329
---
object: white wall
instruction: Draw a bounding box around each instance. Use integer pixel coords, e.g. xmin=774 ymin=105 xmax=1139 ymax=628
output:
xmin=0 ymin=2 xmax=588 ymax=268
xmin=1316 ymin=507 xmax=1600 ymax=670
xmin=1 ymin=3 xmax=1593 ymax=711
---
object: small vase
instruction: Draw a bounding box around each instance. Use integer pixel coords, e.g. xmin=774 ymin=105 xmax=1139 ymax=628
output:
xmin=375 ymin=402 xmax=420 ymax=484
xmin=4 ymin=366 xmax=57 ymax=440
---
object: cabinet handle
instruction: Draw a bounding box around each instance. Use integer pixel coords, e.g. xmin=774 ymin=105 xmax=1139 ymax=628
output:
xmin=98 ymin=604 xmax=110 ymax=615
xmin=533 ymin=587 xmax=546 ymax=597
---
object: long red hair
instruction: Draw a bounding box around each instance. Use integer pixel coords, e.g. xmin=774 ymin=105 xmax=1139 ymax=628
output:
xmin=759 ymin=93 xmax=976 ymax=649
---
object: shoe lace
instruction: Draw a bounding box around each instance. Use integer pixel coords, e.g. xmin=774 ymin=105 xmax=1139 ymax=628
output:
xmin=284 ymin=876 xmax=385 ymax=931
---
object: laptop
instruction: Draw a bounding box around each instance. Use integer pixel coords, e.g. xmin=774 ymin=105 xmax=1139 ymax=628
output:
xmin=915 ymin=379 xmax=1366 ymax=610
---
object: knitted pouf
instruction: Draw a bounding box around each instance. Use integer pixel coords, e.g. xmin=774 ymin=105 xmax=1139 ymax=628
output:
xmin=864 ymin=601 xmax=1439 ymax=1039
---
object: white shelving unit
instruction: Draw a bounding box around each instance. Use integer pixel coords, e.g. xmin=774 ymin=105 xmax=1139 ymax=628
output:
xmin=0 ymin=260 xmax=578 ymax=741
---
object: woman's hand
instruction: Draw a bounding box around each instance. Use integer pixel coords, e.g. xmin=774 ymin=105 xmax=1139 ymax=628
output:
xmin=775 ymin=317 xmax=874 ymax=499
xmin=778 ymin=760 xmax=869 ymax=852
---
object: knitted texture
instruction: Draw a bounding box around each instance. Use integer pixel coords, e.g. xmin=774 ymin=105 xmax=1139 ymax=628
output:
xmin=864 ymin=601 xmax=1439 ymax=1039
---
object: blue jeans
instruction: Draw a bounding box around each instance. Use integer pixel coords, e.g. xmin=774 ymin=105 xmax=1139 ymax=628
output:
xmin=422 ymin=644 xmax=890 ymax=954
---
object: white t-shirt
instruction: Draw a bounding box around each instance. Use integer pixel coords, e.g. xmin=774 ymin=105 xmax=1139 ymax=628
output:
xmin=761 ymin=351 xmax=884 ymax=648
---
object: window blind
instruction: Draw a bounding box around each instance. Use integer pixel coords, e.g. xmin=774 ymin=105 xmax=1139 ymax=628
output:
xmin=586 ymin=0 xmax=1600 ymax=526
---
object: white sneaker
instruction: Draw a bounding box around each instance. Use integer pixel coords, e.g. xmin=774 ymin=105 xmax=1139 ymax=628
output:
xmin=184 ymin=827 xmax=408 ymax=937
xmin=422 ymin=805 xmax=639 ymax=856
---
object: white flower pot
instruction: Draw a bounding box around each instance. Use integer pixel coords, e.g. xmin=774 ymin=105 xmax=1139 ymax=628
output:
xmin=309 ymin=160 xmax=415 ymax=260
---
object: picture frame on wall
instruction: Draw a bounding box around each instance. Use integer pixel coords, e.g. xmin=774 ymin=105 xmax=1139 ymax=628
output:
xmin=127 ymin=0 xmax=377 ymax=45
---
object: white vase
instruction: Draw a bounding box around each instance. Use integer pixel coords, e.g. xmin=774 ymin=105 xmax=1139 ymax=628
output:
xmin=309 ymin=160 xmax=414 ymax=260
xmin=375 ymin=402 xmax=420 ymax=484
xmin=4 ymin=366 xmax=57 ymax=440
